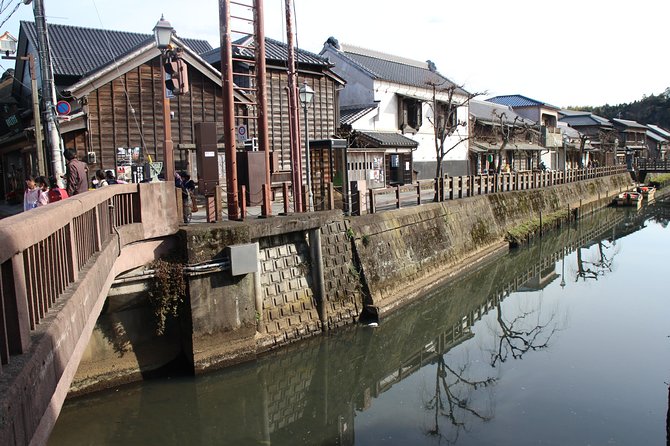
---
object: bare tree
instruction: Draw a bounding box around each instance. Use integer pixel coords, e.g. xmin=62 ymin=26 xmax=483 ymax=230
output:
xmin=425 ymin=354 xmax=495 ymax=443
xmin=489 ymin=299 xmax=561 ymax=368
xmin=426 ymin=82 xmax=481 ymax=185
xmin=574 ymin=240 xmax=618 ymax=282
xmin=488 ymin=110 xmax=534 ymax=173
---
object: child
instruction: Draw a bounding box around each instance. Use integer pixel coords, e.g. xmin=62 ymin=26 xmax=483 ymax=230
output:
xmin=23 ymin=176 xmax=40 ymax=211
xmin=35 ymin=176 xmax=50 ymax=207
xmin=48 ymin=176 xmax=69 ymax=203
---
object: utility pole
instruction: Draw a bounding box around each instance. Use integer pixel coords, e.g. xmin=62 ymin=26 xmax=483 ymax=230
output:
xmin=284 ymin=0 xmax=303 ymax=212
xmin=32 ymin=0 xmax=64 ymax=184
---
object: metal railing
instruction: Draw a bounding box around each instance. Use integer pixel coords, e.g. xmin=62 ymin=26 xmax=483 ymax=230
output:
xmin=359 ymin=165 xmax=627 ymax=215
xmin=0 ymin=184 xmax=141 ymax=371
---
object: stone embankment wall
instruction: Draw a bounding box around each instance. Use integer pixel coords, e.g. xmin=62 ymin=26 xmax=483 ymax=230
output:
xmin=349 ymin=173 xmax=631 ymax=314
xmin=71 ymin=173 xmax=632 ymax=392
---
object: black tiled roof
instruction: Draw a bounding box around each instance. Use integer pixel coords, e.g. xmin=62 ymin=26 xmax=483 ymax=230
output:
xmin=355 ymin=130 xmax=418 ymax=148
xmin=469 ymin=100 xmax=534 ymax=126
xmin=202 ymin=37 xmax=330 ymax=67
xmin=340 ymin=104 xmax=378 ymax=126
xmin=21 ymin=21 xmax=212 ymax=77
xmin=336 ymin=45 xmax=466 ymax=95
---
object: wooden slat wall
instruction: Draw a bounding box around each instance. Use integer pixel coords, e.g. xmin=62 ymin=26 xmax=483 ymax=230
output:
xmin=72 ymin=57 xmax=338 ymax=175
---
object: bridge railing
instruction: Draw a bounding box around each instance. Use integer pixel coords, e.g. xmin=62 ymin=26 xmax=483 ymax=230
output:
xmin=362 ymin=165 xmax=627 ymax=215
xmin=637 ymin=159 xmax=670 ymax=172
xmin=0 ymin=182 xmax=174 ymax=373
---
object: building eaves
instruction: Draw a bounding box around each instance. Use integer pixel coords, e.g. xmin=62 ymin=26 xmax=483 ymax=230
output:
xmin=340 ymin=104 xmax=378 ymax=126
xmin=645 ymin=130 xmax=667 ymax=142
xmin=469 ymin=100 xmax=533 ymax=126
xmin=355 ymin=130 xmax=418 ymax=148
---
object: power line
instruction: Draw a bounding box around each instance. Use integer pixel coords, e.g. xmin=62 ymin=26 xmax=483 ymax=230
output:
xmin=0 ymin=1 xmax=21 ymax=29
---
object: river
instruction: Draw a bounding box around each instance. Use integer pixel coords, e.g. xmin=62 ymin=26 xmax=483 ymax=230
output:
xmin=49 ymin=199 xmax=670 ymax=446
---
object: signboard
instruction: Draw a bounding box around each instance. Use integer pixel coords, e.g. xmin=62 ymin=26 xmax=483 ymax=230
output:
xmin=236 ymin=125 xmax=247 ymax=143
xmin=56 ymin=100 xmax=71 ymax=116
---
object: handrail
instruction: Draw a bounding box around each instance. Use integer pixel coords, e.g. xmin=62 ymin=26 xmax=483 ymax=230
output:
xmin=364 ymin=165 xmax=628 ymax=215
xmin=0 ymin=182 xmax=177 ymax=370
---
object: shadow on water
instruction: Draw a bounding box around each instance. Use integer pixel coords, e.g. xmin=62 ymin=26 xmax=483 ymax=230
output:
xmin=49 ymin=199 xmax=670 ymax=446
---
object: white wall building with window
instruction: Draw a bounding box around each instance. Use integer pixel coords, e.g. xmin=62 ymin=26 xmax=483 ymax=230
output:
xmin=321 ymin=37 xmax=470 ymax=178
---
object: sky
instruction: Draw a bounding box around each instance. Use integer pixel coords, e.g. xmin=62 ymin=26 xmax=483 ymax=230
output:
xmin=1 ymin=0 xmax=668 ymax=108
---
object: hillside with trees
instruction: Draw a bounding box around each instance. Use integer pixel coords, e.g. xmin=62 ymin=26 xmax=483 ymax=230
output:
xmin=570 ymin=88 xmax=670 ymax=129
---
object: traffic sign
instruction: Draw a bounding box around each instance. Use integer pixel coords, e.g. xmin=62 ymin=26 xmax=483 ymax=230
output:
xmin=56 ymin=100 xmax=71 ymax=115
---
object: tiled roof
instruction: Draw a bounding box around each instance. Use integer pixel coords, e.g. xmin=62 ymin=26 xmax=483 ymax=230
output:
xmin=469 ymin=100 xmax=534 ymax=126
xmin=487 ymin=94 xmax=559 ymax=110
xmin=337 ymin=44 xmax=467 ymax=94
xmin=645 ymin=130 xmax=667 ymax=142
xmin=560 ymin=112 xmax=613 ymax=128
xmin=611 ymin=118 xmax=647 ymax=129
xmin=647 ymin=124 xmax=670 ymax=139
xmin=340 ymin=104 xmax=378 ymax=126
xmin=202 ymin=37 xmax=330 ymax=67
xmin=21 ymin=21 xmax=212 ymax=77
xmin=354 ymin=130 xmax=418 ymax=148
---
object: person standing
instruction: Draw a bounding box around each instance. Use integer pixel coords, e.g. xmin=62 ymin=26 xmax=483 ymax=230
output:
xmin=23 ymin=176 xmax=40 ymax=211
xmin=94 ymin=169 xmax=108 ymax=188
xmin=47 ymin=176 xmax=69 ymax=203
xmin=35 ymin=176 xmax=50 ymax=207
xmin=64 ymin=148 xmax=88 ymax=196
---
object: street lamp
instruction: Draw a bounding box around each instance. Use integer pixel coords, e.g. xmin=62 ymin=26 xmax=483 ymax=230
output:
xmin=299 ymin=81 xmax=314 ymax=211
xmin=153 ymin=15 xmax=174 ymax=50
xmin=153 ymin=16 xmax=174 ymax=182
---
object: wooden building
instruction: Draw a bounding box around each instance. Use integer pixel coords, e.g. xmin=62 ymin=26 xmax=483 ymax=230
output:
xmin=202 ymin=37 xmax=344 ymax=186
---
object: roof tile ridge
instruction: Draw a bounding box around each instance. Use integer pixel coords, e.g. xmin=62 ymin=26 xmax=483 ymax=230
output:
xmin=340 ymin=43 xmax=427 ymax=69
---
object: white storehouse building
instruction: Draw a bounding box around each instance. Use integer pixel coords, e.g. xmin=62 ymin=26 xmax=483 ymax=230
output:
xmin=321 ymin=37 xmax=471 ymax=179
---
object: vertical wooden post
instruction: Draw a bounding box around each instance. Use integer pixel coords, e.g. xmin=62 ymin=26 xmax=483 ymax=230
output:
xmin=327 ymin=182 xmax=334 ymax=210
xmin=283 ymin=182 xmax=290 ymax=214
xmin=395 ymin=185 xmax=401 ymax=209
xmin=309 ymin=228 xmax=328 ymax=331
xmin=416 ymin=181 xmax=421 ymax=206
xmin=240 ymin=185 xmax=247 ymax=220
xmin=369 ymin=189 xmax=376 ymax=214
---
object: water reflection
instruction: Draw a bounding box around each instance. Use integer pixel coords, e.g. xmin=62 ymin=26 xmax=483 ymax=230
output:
xmin=49 ymin=202 xmax=670 ymax=446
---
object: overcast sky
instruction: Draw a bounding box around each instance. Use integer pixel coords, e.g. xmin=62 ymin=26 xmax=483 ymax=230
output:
xmin=1 ymin=0 xmax=667 ymax=108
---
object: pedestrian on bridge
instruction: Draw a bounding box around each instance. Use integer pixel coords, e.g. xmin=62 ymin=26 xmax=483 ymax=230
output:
xmin=64 ymin=148 xmax=89 ymax=196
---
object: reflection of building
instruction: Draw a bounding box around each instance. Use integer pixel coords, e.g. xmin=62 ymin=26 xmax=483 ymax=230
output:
xmin=517 ymin=263 xmax=559 ymax=292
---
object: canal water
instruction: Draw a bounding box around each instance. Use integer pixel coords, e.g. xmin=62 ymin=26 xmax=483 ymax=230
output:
xmin=49 ymin=200 xmax=670 ymax=446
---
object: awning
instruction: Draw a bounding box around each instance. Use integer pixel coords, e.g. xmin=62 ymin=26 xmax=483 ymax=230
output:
xmin=352 ymin=130 xmax=419 ymax=149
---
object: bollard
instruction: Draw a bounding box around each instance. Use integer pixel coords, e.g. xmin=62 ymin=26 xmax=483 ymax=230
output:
xmin=261 ymin=183 xmax=271 ymax=218
xmin=369 ymin=189 xmax=376 ymax=214
xmin=416 ymin=181 xmax=421 ymax=205
xmin=327 ymin=182 xmax=334 ymax=210
xmin=282 ymin=182 xmax=289 ymax=215
xmin=396 ymin=185 xmax=401 ymax=209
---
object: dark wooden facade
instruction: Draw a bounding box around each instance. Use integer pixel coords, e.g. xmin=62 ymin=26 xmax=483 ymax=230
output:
xmin=66 ymin=58 xmax=249 ymax=174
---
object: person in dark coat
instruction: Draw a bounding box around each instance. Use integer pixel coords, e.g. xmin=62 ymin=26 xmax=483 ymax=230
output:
xmin=63 ymin=148 xmax=88 ymax=196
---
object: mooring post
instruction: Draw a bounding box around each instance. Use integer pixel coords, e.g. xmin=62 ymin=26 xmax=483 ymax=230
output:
xmin=309 ymin=228 xmax=328 ymax=331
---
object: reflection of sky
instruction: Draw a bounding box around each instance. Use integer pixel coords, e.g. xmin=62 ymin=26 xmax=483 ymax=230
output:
xmin=356 ymin=217 xmax=669 ymax=446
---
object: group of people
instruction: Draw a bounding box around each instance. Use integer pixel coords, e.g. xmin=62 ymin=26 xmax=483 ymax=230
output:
xmin=23 ymin=148 xmax=123 ymax=212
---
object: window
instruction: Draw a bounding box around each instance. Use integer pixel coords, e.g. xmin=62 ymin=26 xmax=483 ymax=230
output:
xmin=398 ymin=97 xmax=422 ymax=133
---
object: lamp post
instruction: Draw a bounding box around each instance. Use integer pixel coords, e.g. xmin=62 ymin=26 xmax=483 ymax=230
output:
xmin=153 ymin=15 xmax=175 ymax=182
xmin=299 ymin=81 xmax=314 ymax=211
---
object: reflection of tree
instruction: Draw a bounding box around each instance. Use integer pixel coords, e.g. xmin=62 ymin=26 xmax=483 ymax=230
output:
xmin=574 ymin=240 xmax=619 ymax=282
xmin=424 ymin=354 xmax=495 ymax=443
xmin=490 ymin=299 xmax=560 ymax=368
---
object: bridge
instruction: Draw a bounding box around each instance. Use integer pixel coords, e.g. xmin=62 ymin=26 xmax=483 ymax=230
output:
xmin=635 ymin=159 xmax=670 ymax=183
xmin=0 ymin=183 xmax=178 ymax=446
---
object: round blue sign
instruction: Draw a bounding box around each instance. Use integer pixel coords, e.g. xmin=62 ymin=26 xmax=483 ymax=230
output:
xmin=56 ymin=100 xmax=71 ymax=115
